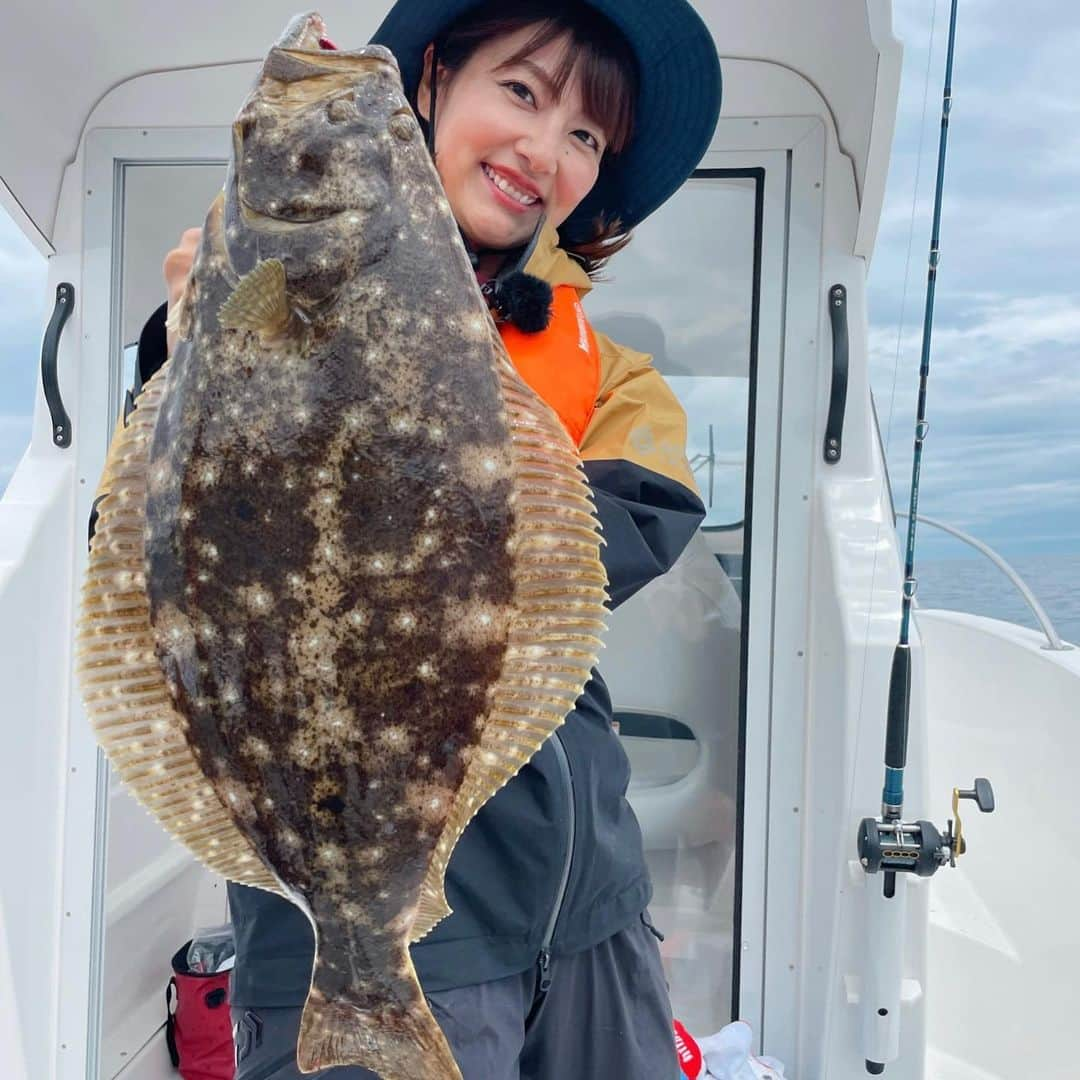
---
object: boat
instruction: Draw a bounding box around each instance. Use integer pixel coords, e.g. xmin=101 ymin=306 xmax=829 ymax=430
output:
xmin=2 ymin=2 xmax=1075 ymax=1077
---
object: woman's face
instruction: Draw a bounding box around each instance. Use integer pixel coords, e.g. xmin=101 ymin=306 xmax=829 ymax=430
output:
xmin=418 ymin=27 xmax=608 ymax=253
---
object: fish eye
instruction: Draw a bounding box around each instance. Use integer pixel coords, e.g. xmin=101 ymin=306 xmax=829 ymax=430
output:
xmin=388 ymin=108 xmax=417 ymax=142
xmin=327 ymin=93 xmax=356 ymax=123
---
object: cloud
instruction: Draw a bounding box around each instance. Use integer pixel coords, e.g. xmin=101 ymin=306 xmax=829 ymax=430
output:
xmin=0 ymin=211 xmax=48 ymax=338
xmin=868 ymin=0 xmax=1080 ymax=559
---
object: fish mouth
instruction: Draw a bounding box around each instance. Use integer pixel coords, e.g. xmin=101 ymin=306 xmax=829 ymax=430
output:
xmin=275 ymin=11 xmax=333 ymax=52
xmin=273 ymin=12 xmax=398 ymax=72
xmin=237 ymin=199 xmax=347 ymax=230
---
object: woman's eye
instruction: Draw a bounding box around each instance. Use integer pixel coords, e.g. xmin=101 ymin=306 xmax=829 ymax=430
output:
xmin=574 ymin=130 xmax=601 ymax=152
xmin=504 ymin=80 xmax=536 ymax=105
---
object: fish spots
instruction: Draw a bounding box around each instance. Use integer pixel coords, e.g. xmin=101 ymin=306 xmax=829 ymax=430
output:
xmin=240 ymin=583 xmax=274 ymax=614
xmin=441 ymin=598 xmax=511 ymax=649
xmin=153 ymin=603 xmax=197 ymax=665
xmin=340 ymin=900 xmax=366 ymax=923
xmin=318 ymin=843 xmax=345 ymax=866
xmin=456 ymin=445 xmax=513 ymax=489
xmin=290 ymin=735 xmax=318 ymax=766
xmin=195 ymin=462 xmax=218 ymax=488
xmin=367 ymin=554 xmax=393 ymax=575
xmin=278 ymin=827 xmax=302 ymax=850
xmin=216 ymin=778 xmax=258 ymax=825
xmin=243 ymin=736 xmax=272 ymax=763
xmin=378 ymin=726 xmax=412 ymax=753
xmin=405 ymin=780 xmax=456 ymax=826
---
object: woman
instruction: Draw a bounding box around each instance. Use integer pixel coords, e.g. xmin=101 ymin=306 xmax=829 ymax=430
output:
xmin=150 ymin=1 xmax=721 ymax=1076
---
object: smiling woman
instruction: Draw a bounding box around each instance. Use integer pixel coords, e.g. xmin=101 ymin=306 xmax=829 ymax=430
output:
xmin=410 ymin=1 xmax=638 ymax=276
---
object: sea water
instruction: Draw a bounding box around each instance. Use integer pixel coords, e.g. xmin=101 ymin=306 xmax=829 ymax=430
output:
xmin=914 ymin=551 xmax=1080 ymax=647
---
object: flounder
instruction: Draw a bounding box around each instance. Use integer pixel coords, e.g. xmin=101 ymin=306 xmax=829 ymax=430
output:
xmin=76 ymin=12 xmax=607 ymax=1079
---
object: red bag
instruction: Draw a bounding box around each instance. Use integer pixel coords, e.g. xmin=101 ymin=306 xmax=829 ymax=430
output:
xmin=674 ymin=1019 xmax=705 ymax=1079
xmin=165 ymin=941 xmax=235 ymax=1080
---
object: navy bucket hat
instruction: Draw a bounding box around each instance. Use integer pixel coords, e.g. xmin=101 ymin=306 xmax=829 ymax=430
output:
xmin=371 ymin=0 xmax=722 ymax=242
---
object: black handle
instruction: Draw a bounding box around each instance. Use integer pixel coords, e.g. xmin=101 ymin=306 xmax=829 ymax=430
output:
xmin=824 ymin=283 xmax=848 ymax=464
xmin=40 ymin=283 xmax=75 ymax=449
xmin=958 ymin=778 xmax=995 ymax=814
xmin=165 ymin=976 xmax=180 ymax=1067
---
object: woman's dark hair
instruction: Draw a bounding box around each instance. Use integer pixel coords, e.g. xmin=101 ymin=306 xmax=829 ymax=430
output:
xmin=418 ymin=0 xmax=639 ymax=277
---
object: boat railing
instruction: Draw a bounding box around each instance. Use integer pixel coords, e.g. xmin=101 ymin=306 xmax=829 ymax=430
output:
xmin=896 ymin=511 xmax=1072 ymax=652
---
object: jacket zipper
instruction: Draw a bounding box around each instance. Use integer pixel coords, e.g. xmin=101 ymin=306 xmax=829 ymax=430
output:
xmin=537 ymin=731 xmax=575 ymax=994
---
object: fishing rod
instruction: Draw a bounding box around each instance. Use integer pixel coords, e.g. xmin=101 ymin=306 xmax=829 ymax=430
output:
xmin=855 ymin=1 xmax=994 ymax=1072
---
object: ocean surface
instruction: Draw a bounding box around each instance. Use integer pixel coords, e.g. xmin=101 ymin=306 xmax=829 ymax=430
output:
xmin=913 ymin=551 xmax=1080 ymax=647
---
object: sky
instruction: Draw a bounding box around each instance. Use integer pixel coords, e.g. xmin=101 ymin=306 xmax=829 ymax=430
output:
xmin=1 ymin=1 xmax=1077 ymax=561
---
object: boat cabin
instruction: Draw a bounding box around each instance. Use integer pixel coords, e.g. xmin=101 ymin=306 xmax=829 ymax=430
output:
xmin=2 ymin=3 xmax=1072 ymax=1078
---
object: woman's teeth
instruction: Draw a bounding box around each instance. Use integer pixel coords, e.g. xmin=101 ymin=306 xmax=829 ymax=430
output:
xmin=483 ymin=165 xmax=539 ymax=206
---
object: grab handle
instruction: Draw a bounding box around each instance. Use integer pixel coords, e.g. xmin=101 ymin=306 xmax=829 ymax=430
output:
xmin=41 ymin=282 xmax=75 ymax=448
xmin=824 ymin=283 xmax=848 ymax=464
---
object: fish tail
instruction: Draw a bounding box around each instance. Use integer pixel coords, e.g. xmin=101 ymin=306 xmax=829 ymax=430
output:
xmin=296 ymin=968 xmax=461 ymax=1080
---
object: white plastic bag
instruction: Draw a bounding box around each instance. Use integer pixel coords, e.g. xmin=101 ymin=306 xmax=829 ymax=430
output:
xmin=697 ymin=1021 xmax=787 ymax=1079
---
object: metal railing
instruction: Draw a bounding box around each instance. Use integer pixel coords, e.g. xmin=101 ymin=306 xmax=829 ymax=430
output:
xmin=896 ymin=512 xmax=1072 ymax=651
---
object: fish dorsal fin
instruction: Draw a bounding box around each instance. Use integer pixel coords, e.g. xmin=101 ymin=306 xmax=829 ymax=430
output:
xmin=164 ymin=291 xmax=193 ymax=344
xmin=218 ymin=258 xmax=292 ymax=336
xmin=76 ymin=365 xmax=288 ymax=898
xmin=410 ymin=332 xmax=608 ymax=944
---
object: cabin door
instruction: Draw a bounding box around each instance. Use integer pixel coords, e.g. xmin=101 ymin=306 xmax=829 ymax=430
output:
xmin=64 ymin=130 xmax=235 ymax=1080
xmin=36 ymin=118 xmax=823 ymax=1077
xmin=589 ymin=120 xmax=824 ymax=1062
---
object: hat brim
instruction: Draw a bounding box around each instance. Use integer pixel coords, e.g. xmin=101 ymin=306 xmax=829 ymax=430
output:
xmin=371 ymin=0 xmax=721 ymax=241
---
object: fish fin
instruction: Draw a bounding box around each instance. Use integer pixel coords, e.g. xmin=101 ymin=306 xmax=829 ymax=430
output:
xmin=297 ymin=962 xmax=461 ymax=1079
xmin=218 ymin=257 xmax=292 ymax=336
xmin=76 ymin=360 xmax=288 ymax=899
xmin=164 ymin=289 xmax=193 ymax=345
xmin=409 ymin=884 xmax=452 ymax=944
xmin=411 ymin=336 xmax=609 ymax=946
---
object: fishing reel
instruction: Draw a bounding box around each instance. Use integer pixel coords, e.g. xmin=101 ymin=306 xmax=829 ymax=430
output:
xmin=858 ymin=778 xmax=995 ymax=879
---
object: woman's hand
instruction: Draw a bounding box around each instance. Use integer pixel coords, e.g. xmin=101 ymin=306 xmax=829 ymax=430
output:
xmin=163 ymin=228 xmax=202 ymax=356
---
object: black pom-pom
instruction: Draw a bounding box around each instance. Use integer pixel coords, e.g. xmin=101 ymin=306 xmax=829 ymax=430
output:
xmin=491 ymin=271 xmax=553 ymax=333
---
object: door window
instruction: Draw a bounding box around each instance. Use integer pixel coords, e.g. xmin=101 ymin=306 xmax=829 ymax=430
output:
xmin=587 ymin=172 xmax=760 ymax=1034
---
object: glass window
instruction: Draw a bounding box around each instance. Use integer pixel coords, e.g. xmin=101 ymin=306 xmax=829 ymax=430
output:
xmin=588 ymin=172 xmax=759 ymax=1033
xmin=117 ymin=163 xmax=227 ymax=408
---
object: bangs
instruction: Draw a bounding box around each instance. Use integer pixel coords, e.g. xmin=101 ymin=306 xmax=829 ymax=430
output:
xmin=436 ymin=1 xmax=638 ymax=155
xmin=499 ymin=20 xmax=637 ymax=155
